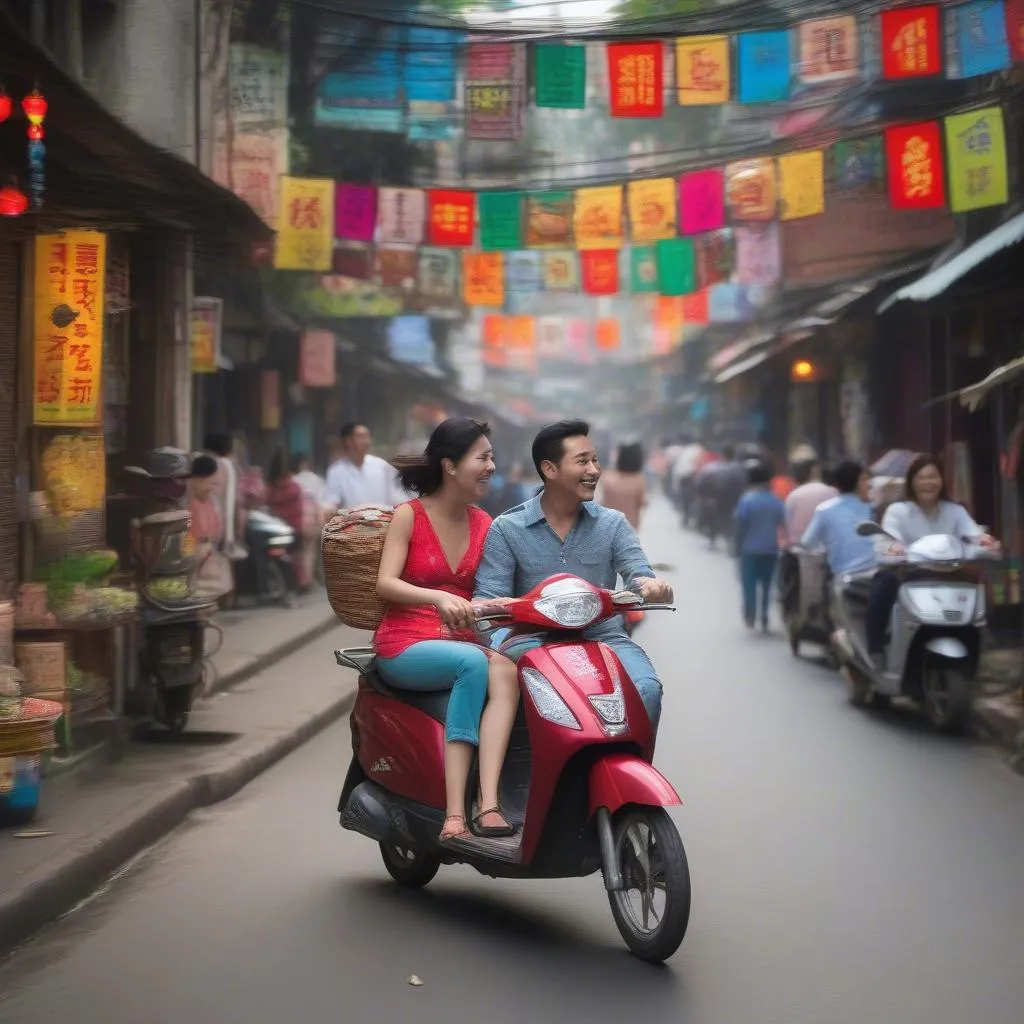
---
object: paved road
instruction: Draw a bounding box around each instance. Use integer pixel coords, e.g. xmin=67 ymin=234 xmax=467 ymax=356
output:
xmin=1 ymin=502 xmax=1023 ymax=1024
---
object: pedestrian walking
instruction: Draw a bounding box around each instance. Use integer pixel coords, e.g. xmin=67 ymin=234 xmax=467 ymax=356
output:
xmin=733 ymin=461 xmax=785 ymax=631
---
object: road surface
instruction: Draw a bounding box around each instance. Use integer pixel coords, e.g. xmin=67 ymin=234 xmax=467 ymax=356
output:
xmin=1 ymin=502 xmax=1022 ymax=1024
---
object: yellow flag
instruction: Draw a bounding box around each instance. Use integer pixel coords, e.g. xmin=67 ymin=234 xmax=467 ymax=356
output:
xmin=945 ymin=107 xmax=1008 ymax=214
xmin=275 ymin=177 xmax=335 ymax=271
xmin=574 ymin=185 xmax=624 ymax=250
xmin=777 ymin=151 xmax=825 ymax=221
xmin=627 ymin=178 xmax=677 ymax=242
xmin=676 ymin=36 xmax=730 ymax=105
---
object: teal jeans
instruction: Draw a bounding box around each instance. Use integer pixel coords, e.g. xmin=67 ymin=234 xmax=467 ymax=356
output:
xmin=377 ymin=640 xmax=489 ymax=745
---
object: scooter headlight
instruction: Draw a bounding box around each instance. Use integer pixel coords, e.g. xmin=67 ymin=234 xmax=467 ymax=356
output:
xmin=521 ymin=667 xmax=581 ymax=730
xmin=534 ymin=593 xmax=602 ymax=627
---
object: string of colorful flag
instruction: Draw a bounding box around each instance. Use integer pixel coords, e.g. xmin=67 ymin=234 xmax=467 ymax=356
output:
xmin=276 ymin=103 xmax=1009 ymax=303
xmin=317 ymin=2 xmax=1024 ymax=138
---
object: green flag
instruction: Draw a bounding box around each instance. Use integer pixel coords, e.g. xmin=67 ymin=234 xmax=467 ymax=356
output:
xmin=535 ymin=44 xmax=586 ymax=109
xmin=479 ymin=192 xmax=523 ymax=251
xmin=630 ymin=245 xmax=659 ymax=293
xmin=656 ymin=239 xmax=696 ymax=296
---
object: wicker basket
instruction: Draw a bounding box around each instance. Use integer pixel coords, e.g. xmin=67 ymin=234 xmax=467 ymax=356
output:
xmin=322 ymin=506 xmax=394 ymax=631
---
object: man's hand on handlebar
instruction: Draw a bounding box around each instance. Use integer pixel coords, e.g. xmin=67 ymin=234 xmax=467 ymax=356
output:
xmin=635 ymin=577 xmax=674 ymax=604
xmin=472 ymin=597 xmax=513 ymax=619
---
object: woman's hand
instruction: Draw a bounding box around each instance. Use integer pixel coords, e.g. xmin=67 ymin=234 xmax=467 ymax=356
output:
xmin=434 ymin=593 xmax=477 ymax=630
xmin=978 ymin=533 xmax=999 ymax=549
xmin=473 ymin=597 xmax=513 ymax=618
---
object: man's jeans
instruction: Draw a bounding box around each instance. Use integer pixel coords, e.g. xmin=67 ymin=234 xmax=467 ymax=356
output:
xmin=492 ymin=630 xmax=663 ymax=736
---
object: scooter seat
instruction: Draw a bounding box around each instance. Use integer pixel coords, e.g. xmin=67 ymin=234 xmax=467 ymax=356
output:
xmin=365 ymin=670 xmax=451 ymax=725
xmin=334 ymin=648 xmax=450 ymax=724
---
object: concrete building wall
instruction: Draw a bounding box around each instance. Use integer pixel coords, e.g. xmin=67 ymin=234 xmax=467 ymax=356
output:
xmin=84 ymin=0 xmax=199 ymax=162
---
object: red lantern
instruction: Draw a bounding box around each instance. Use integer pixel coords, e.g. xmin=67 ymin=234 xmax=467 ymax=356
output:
xmin=27 ymin=123 xmax=44 ymax=141
xmin=0 ymin=93 xmax=11 ymax=123
xmin=0 ymin=185 xmax=28 ymax=217
xmin=22 ymin=89 xmax=46 ymax=126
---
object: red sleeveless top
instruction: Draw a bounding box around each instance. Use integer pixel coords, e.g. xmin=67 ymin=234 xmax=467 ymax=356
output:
xmin=373 ymin=500 xmax=492 ymax=660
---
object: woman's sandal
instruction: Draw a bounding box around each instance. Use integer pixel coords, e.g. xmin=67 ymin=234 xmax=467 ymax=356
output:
xmin=438 ymin=814 xmax=471 ymax=844
xmin=472 ymin=807 xmax=516 ymax=838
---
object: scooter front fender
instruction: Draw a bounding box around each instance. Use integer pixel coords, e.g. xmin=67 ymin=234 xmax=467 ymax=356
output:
xmin=589 ymin=753 xmax=681 ymax=818
xmin=924 ymin=637 xmax=969 ymax=660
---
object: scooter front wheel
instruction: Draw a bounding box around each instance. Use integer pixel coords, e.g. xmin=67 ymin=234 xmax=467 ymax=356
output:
xmin=380 ymin=842 xmax=441 ymax=888
xmin=607 ymin=808 xmax=690 ymax=964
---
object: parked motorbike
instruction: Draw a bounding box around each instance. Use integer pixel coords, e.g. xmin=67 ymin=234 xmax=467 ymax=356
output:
xmin=335 ymin=575 xmax=690 ymax=963
xmin=233 ymin=510 xmax=297 ymax=606
xmin=778 ymin=547 xmax=835 ymax=661
xmin=125 ymin=448 xmax=217 ymax=733
xmin=831 ymin=522 xmax=999 ymax=733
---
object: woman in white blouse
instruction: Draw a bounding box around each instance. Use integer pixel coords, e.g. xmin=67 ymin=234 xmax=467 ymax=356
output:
xmin=866 ymin=454 xmax=998 ymax=662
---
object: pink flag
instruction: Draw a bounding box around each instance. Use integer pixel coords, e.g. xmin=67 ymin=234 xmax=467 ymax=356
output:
xmin=679 ymin=169 xmax=725 ymax=235
xmin=335 ymin=184 xmax=377 ymax=242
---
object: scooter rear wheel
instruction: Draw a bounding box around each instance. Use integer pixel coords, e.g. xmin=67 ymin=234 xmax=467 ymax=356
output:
xmin=380 ymin=842 xmax=441 ymax=888
xmin=607 ymin=808 xmax=690 ymax=964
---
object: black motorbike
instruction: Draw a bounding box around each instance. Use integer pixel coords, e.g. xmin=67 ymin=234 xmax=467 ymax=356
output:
xmin=125 ymin=448 xmax=217 ymax=733
xmin=233 ymin=509 xmax=297 ymax=606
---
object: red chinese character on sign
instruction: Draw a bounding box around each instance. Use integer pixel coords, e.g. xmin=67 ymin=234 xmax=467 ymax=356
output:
xmin=46 ymin=334 xmax=68 ymax=360
xmin=74 ymin=243 xmax=101 ymax=275
xmin=608 ymin=42 xmax=663 ymax=117
xmin=290 ymin=196 xmax=323 ymax=230
xmin=73 ymin=279 xmax=97 ymax=319
xmin=36 ymin=373 xmax=61 ymax=405
xmin=48 ymin=242 xmax=68 ymax=294
xmin=68 ymin=343 xmax=93 ymax=373
xmin=73 ymin=322 xmax=89 ymax=338
xmin=886 ymin=121 xmax=945 ymax=210
xmin=67 ymin=378 xmax=93 ymax=405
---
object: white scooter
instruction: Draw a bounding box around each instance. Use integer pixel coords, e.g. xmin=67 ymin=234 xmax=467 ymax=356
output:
xmin=831 ymin=522 xmax=999 ymax=734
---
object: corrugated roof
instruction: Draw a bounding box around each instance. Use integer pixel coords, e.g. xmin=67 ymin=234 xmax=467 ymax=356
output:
xmin=878 ymin=212 xmax=1024 ymax=312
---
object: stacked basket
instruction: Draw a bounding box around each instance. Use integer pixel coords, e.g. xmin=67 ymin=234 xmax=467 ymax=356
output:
xmin=0 ymin=667 xmax=62 ymax=758
xmin=322 ymin=505 xmax=393 ymax=631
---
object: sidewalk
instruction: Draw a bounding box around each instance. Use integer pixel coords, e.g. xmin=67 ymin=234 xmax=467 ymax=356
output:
xmin=0 ymin=597 xmax=366 ymax=958
xmin=975 ymin=647 xmax=1024 ymax=772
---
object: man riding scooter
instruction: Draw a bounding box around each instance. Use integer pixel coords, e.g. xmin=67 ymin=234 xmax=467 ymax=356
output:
xmin=474 ymin=419 xmax=672 ymax=734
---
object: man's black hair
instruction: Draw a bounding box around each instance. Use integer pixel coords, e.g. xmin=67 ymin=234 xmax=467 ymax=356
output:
xmin=792 ymin=459 xmax=818 ymax=486
xmin=339 ymin=422 xmax=367 ymax=441
xmin=833 ymin=459 xmax=865 ymax=495
xmin=190 ymin=454 xmax=219 ymax=479
xmin=532 ymin=419 xmax=590 ymax=480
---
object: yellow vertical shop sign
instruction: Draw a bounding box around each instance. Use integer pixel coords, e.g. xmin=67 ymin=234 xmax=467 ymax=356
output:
xmin=190 ymin=296 xmax=223 ymax=374
xmin=274 ymin=177 xmax=335 ymax=271
xmin=33 ymin=231 xmax=107 ymax=426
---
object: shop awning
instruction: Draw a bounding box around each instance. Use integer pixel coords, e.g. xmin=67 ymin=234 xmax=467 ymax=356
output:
xmin=0 ymin=10 xmax=270 ymax=247
xmin=714 ymin=349 xmax=772 ymax=384
xmin=878 ymin=212 xmax=1024 ymax=312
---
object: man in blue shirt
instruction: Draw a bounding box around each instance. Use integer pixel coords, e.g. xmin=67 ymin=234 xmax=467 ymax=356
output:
xmin=474 ymin=420 xmax=673 ymax=734
xmin=733 ymin=461 xmax=786 ymax=630
xmin=799 ymin=460 xmax=877 ymax=575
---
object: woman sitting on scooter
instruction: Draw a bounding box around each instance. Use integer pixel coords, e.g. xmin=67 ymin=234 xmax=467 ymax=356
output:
xmin=375 ymin=418 xmax=519 ymax=846
xmin=865 ymin=454 xmax=998 ymax=666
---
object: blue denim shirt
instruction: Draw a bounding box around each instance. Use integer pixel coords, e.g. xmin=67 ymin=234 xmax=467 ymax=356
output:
xmin=734 ymin=488 xmax=785 ymax=556
xmin=800 ymin=493 xmax=878 ymax=574
xmin=473 ymin=494 xmax=654 ymax=644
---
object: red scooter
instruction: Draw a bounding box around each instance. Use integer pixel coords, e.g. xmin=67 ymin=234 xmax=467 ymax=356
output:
xmin=335 ymin=574 xmax=690 ymax=963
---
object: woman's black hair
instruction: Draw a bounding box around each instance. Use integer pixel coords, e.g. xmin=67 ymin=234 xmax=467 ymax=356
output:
xmin=616 ymin=442 xmax=644 ymax=474
xmin=392 ymin=418 xmax=491 ymax=496
xmin=190 ymin=454 xmax=219 ymax=479
xmin=904 ymin=453 xmax=948 ymax=504
xmin=268 ymin=448 xmax=289 ymax=485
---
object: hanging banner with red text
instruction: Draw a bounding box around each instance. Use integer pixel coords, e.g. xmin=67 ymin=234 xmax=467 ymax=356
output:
xmin=33 ymin=231 xmax=107 ymax=425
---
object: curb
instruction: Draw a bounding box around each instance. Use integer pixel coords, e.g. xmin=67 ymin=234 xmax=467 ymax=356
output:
xmin=972 ymin=699 xmax=1024 ymax=775
xmin=210 ymin=611 xmax=343 ymax=696
xmin=0 ymin=687 xmax=356 ymax=960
